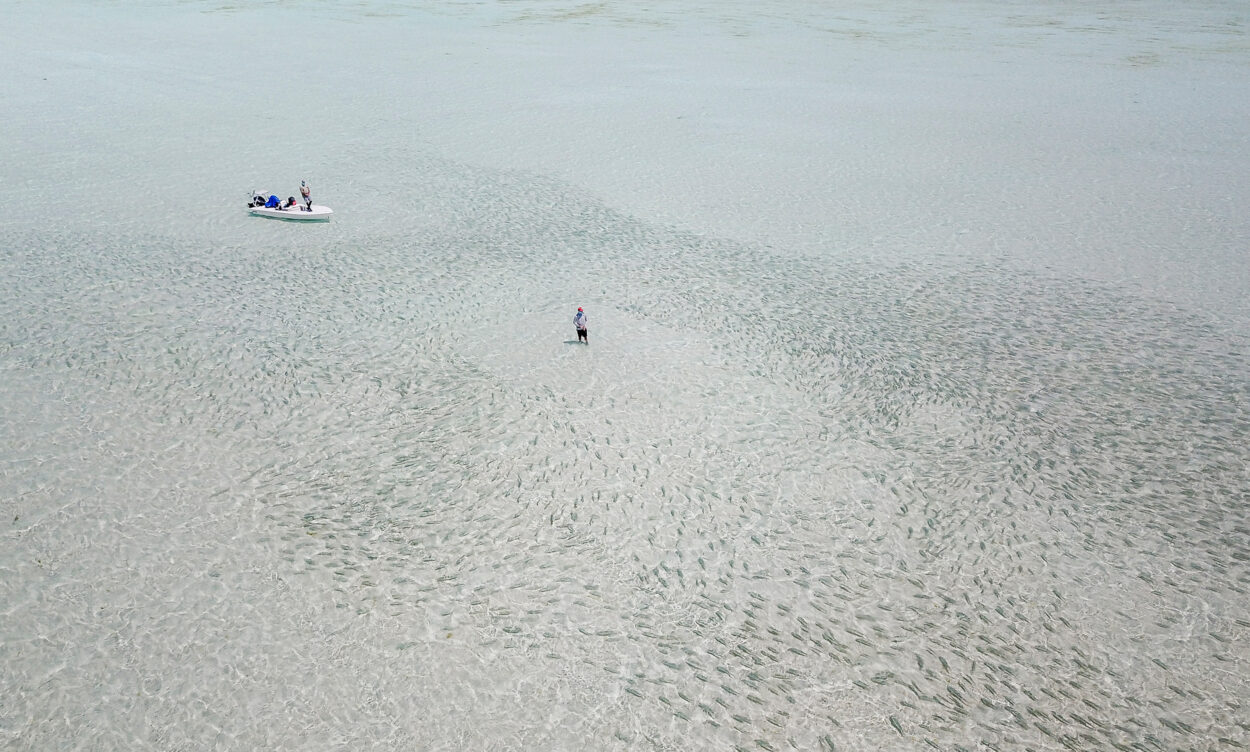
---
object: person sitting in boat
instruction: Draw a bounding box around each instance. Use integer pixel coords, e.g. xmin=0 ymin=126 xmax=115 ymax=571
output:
xmin=264 ymin=194 xmax=281 ymax=209
xmin=282 ymin=197 xmax=298 ymax=209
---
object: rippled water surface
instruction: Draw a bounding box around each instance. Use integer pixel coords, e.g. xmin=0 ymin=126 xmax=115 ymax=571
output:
xmin=3 ymin=2 xmax=1249 ymax=750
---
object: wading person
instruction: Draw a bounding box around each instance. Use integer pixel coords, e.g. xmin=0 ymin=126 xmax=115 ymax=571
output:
xmin=574 ymin=307 xmax=588 ymax=344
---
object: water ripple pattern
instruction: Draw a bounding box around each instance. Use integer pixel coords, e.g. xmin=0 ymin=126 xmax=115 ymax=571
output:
xmin=3 ymin=160 xmax=1249 ymax=750
xmin=4 ymin=0 xmax=1250 ymax=749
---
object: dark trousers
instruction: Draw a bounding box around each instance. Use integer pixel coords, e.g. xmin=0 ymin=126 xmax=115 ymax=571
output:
xmin=577 ymin=329 xmax=588 ymax=343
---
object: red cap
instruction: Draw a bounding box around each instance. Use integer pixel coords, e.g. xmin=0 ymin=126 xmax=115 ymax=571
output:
xmin=577 ymin=307 xmax=583 ymax=312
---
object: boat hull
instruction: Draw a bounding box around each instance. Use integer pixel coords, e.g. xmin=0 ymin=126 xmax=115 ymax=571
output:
xmin=250 ymin=205 xmax=333 ymax=221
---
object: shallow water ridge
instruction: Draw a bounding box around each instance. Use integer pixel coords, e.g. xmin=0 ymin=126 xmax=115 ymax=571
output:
xmin=3 ymin=1 xmax=1250 ymax=750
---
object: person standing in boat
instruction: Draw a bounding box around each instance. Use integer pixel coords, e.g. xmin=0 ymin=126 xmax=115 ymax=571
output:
xmin=574 ymin=307 xmax=588 ymax=344
xmin=300 ymin=180 xmax=311 ymax=212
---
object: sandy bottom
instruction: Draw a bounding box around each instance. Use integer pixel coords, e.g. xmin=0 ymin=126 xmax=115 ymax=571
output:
xmin=2 ymin=1 xmax=1249 ymax=750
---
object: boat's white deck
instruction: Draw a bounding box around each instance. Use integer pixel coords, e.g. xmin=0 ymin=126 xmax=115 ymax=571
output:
xmin=250 ymin=205 xmax=333 ymax=220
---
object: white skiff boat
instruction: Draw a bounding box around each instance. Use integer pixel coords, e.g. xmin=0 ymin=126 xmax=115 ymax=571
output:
xmin=249 ymin=204 xmax=333 ymax=221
